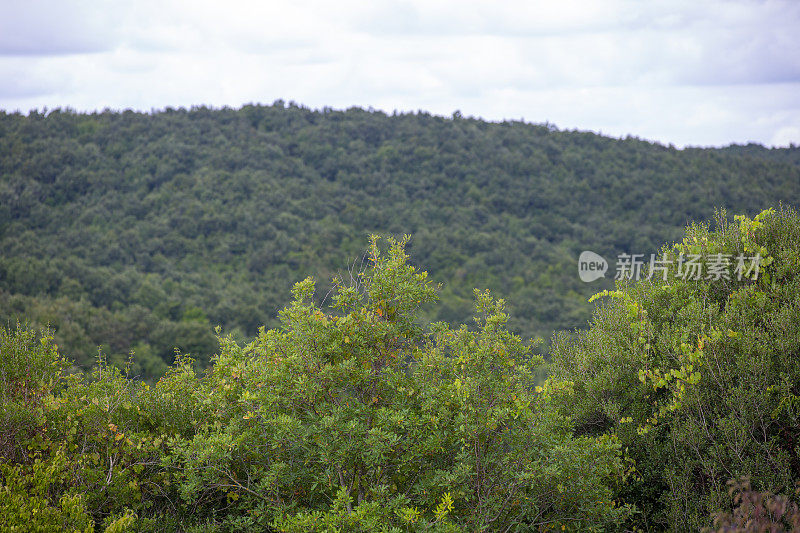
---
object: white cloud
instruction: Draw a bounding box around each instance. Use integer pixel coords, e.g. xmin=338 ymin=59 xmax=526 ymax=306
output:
xmin=0 ymin=0 xmax=798 ymax=147
xmin=771 ymin=126 xmax=800 ymax=147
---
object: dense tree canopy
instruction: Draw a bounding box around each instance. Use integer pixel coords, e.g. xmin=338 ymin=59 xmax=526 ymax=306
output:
xmin=1 ymin=104 xmax=799 ymax=378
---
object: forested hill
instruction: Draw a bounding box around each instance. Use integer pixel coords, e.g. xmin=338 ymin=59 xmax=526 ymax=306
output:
xmin=1 ymin=103 xmax=799 ymax=378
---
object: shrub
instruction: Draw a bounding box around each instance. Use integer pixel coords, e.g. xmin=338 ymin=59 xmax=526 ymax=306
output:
xmin=551 ymin=206 xmax=800 ymax=530
xmin=164 ymin=236 xmax=631 ymax=530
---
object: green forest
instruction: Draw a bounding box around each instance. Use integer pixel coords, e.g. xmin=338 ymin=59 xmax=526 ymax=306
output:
xmin=2 ymin=106 xmax=800 ymax=531
xmin=1 ymin=105 xmax=799 ymax=378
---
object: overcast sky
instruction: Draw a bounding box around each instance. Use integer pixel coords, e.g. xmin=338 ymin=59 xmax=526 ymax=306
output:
xmin=1 ymin=0 xmax=798 ymax=148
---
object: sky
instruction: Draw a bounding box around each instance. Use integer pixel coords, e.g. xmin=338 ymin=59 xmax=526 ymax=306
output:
xmin=1 ymin=0 xmax=798 ymax=148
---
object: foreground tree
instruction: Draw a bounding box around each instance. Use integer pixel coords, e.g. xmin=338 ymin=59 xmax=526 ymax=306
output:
xmin=1 ymin=236 xmax=630 ymax=531
xmin=550 ymin=206 xmax=800 ymax=530
xmin=169 ymin=236 xmax=629 ymax=531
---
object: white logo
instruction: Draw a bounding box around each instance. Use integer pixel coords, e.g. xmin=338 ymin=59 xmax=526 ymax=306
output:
xmin=579 ymin=251 xmax=608 ymax=282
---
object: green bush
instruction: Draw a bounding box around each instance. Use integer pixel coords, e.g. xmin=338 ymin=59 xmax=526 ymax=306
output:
xmin=1 ymin=323 xmax=72 ymax=463
xmin=0 ymin=446 xmax=94 ymax=532
xmin=0 ymin=209 xmax=800 ymax=532
xmin=1 ymin=237 xmax=631 ymax=531
xmin=551 ymin=206 xmax=800 ymax=530
xmin=12 ymin=209 xmax=799 ymax=530
xmin=160 ymin=236 xmax=630 ymax=530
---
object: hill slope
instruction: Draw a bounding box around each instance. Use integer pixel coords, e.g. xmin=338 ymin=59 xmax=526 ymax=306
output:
xmin=1 ymin=104 xmax=798 ymax=376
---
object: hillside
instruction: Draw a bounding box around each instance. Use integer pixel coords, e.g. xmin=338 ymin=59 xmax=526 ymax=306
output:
xmin=1 ymin=103 xmax=799 ymax=377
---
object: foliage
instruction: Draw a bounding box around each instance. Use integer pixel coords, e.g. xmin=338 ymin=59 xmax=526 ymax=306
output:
xmin=1 ymin=105 xmax=799 ymax=377
xmin=0 ymin=446 xmax=94 ymax=532
xmin=0 ymin=237 xmax=631 ymax=530
xmin=550 ymin=206 xmax=800 ymax=530
xmin=3 ymin=210 xmax=800 ymax=529
xmin=0 ymin=322 xmax=71 ymax=462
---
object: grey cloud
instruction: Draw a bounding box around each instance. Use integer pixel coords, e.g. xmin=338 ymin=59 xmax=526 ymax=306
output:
xmin=0 ymin=1 xmax=120 ymax=56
